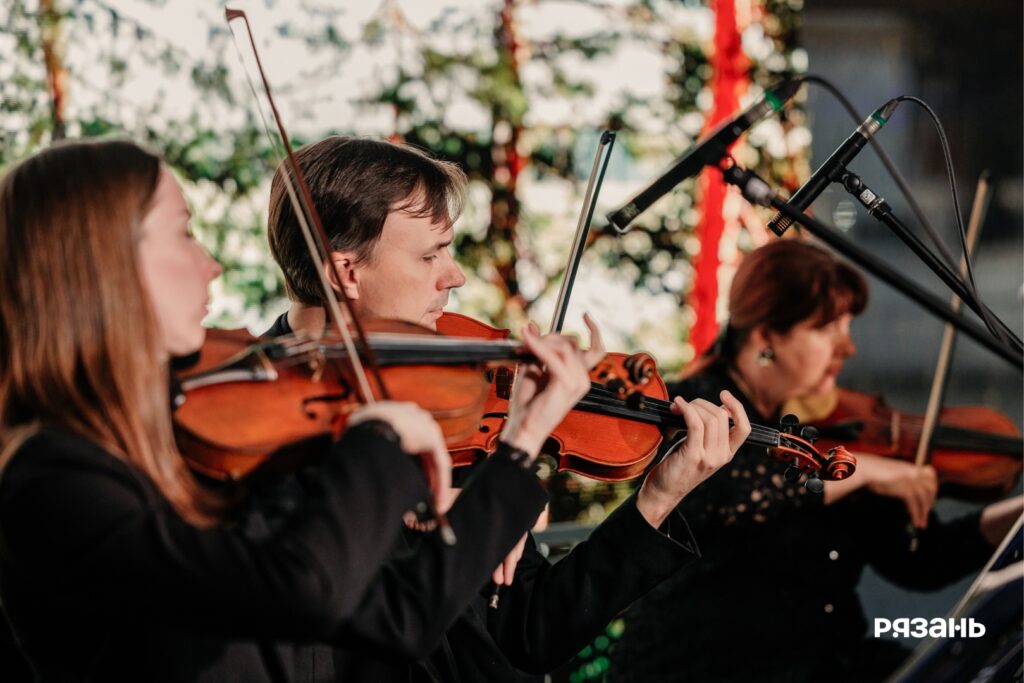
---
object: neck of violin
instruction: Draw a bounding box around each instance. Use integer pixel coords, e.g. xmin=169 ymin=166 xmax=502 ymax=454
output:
xmin=575 ymin=385 xmax=781 ymax=450
xmin=317 ymin=336 xmax=530 ymax=366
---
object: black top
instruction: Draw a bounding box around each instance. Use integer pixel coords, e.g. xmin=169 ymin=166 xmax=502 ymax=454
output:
xmin=324 ymin=492 xmax=699 ymax=682
xmin=259 ymin=311 xmax=703 ymax=682
xmin=607 ymin=360 xmax=994 ymax=683
xmin=0 ymin=422 xmax=431 ymax=681
xmin=264 ymin=310 xmax=294 ymax=338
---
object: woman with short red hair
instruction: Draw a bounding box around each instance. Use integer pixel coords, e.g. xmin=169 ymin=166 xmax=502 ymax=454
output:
xmin=609 ymin=238 xmax=1020 ymax=682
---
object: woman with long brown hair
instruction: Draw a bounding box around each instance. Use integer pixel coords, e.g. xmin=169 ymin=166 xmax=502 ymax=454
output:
xmin=0 ymin=139 xmax=603 ymax=680
xmin=607 ymin=238 xmax=1021 ymax=682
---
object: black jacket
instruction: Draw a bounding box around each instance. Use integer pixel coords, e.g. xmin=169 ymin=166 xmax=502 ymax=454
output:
xmin=262 ymin=312 xmax=703 ymax=681
xmin=0 ymin=423 xmax=543 ymax=681
xmin=607 ymin=361 xmax=995 ymax=683
xmin=322 ymin=493 xmax=699 ymax=682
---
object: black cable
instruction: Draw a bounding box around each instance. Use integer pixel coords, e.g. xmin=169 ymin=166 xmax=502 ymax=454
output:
xmin=894 ymin=95 xmax=1019 ymax=349
xmin=801 ymin=74 xmax=962 ymax=274
xmin=795 ymin=75 xmax=1018 ymax=350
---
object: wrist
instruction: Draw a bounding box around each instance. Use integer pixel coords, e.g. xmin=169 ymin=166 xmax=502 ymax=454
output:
xmin=494 ymin=440 xmax=538 ymax=471
xmin=499 ymin=418 xmax=544 ymax=459
xmin=637 ymin=480 xmax=683 ymax=529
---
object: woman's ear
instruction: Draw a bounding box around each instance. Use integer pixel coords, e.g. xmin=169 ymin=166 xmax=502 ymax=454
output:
xmin=324 ymin=251 xmax=360 ymax=301
xmin=749 ymin=325 xmax=780 ymax=368
xmin=748 ymin=325 xmax=771 ymax=351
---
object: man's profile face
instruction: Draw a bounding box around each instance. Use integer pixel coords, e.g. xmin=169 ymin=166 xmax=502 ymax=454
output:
xmin=348 ymin=202 xmax=466 ymax=330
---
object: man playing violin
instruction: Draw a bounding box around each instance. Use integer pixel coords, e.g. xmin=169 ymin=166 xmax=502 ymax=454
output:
xmin=260 ymin=134 xmax=753 ymax=681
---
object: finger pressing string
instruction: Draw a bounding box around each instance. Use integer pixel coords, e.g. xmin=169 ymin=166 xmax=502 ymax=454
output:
xmin=720 ymin=390 xmax=751 ymax=453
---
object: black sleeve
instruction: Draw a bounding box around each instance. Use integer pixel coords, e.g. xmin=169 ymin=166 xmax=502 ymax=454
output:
xmin=0 ymin=424 xmax=428 ymax=641
xmin=845 ymin=494 xmax=994 ymax=590
xmin=330 ymin=443 xmax=550 ymax=659
xmin=676 ymin=442 xmax=825 ymax=529
xmin=487 ymin=493 xmax=701 ymax=673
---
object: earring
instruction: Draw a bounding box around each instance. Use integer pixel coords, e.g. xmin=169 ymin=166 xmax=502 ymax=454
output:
xmin=757 ymin=347 xmax=775 ymax=367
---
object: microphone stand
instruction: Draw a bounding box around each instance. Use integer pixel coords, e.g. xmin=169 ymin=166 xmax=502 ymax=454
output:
xmin=719 ymin=164 xmax=1023 ymax=370
xmin=838 ymin=170 xmax=1021 ymax=350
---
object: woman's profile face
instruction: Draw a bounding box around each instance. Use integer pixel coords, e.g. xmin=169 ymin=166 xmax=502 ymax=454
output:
xmin=137 ymin=167 xmax=221 ymax=357
xmin=768 ymin=312 xmax=856 ymax=400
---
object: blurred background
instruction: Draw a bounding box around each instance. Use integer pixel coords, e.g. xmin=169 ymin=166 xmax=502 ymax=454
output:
xmin=1 ymin=0 xmax=1020 ymax=680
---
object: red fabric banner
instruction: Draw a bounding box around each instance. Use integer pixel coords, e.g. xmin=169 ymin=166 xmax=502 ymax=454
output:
xmin=688 ymin=0 xmax=749 ymax=358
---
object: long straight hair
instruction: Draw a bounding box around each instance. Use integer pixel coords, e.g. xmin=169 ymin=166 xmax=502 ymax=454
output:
xmin=0 ymin=140 xmax=220 ymax=525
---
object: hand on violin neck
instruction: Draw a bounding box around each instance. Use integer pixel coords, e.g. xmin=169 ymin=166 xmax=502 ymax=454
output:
xmin=637 ymin=391 xmax=751 ymax=529
xmin=500 ymin=315 xmax=607 ymax=458
xmin=348 ymin=402 xmax=452 ymax=514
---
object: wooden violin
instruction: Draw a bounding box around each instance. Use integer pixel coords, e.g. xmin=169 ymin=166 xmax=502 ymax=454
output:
xmin=439 ymin=312 xmax=855 ymax=489
xmin=172 ymin=312 xmax=855 ymax=488
xmin=784 ymin=387 xmax=1021 ymax=497
xmin=173 ymin=320 xmax=527 ymax=480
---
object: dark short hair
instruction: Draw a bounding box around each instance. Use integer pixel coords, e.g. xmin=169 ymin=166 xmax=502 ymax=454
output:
xmin=267 ymin=136 xmax=467 ymax=305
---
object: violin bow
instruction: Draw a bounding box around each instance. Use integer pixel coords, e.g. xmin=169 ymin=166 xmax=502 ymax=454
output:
xmin=913 ymin=172 xmax=991 ymax=469
xmin=548 ymin=130 xmax=616 ymax=334
xmin=224 ymin=9 xmax=456 ymax=543
xmin=224 ymin=8 xmax=386 ymax=404
xmin=907 ymin=172 xmax=989 ymax=551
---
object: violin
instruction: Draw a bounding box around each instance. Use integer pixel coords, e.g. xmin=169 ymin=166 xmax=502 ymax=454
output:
xmin=438 ymin=312 xmax=855 ymax=489
xmin=173 ymin=320 xmax=527 ymax=480
xmin=784 ymin=387 xmax=1022 ymax=497
xmin=172 ymin=312 xmax=855 ymax=489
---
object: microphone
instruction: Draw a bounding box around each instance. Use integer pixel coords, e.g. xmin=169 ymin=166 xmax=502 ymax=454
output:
xmin=605 ymin=78 xmax=802 ymax=234
xmin=767 ymin=98 xmax=899 ymax=236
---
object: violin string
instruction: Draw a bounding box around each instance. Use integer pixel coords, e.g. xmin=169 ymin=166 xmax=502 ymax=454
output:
xmin=581 ymin=384 xmax=780 ymax=437
xmin=577 ymin=387 xmax=781 ymax=444
xmin=546 ymin=370 xmax=1008 ymax=456
xmin=239 ymin=334 xmax=825 ymax=452
xmin=219 ymin=338 xmax=798 ymax=448
xmin=573 ymin=395 xmax=783 ymax=450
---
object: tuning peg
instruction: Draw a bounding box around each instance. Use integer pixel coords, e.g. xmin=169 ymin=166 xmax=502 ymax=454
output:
xmin=784 ymin=459 xmax=802 ymax=483
xmin=799 ymin=425 xmax=819 ymax=443
xmin=605 ymin=377 xmax=627 ymax=399
xmin=623 ymin=353 xmax=655 ymax=385
xmin=625 ymin=392 xmax=647 ymax=410
xmin=805 ymin=473 xmax=824 ymax=494
xmin=779 ymin=414 xmax=799 ymax=434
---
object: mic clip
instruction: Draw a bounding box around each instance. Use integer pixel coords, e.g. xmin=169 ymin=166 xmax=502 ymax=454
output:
xmin=840 ymin=171 xmax=889 ymax=218
xmin=718 ymin=162 xmax=780 ymax=209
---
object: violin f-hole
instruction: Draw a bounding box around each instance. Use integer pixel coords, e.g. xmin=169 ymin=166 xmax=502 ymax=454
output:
xmin=302 ymin=391 xmax=352 ymax=418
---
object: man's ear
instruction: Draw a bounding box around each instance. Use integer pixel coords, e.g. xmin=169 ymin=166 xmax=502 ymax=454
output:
xmin=324 ymin=250 xmax=360 ymax=301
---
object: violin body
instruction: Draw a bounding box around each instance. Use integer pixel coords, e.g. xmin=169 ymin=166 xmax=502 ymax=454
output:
xmin=787 ymin=387 xmax=1022 ymax=495
xmin=440 ymin=313 xmax=668 ymax=481
xmin=174 ymin=323 xmax=495 ymax=481
xmin=548 ymin=354 xmax=667 ymax=481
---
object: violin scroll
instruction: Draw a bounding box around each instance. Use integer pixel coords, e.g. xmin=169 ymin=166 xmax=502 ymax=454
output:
xmin=773 ymin=413 xmax=857 ymax=492
xmin=592 ymin=353 xmax=657 ymax=412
